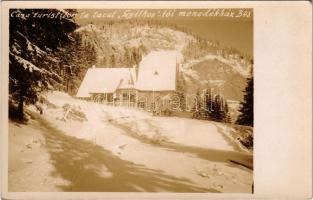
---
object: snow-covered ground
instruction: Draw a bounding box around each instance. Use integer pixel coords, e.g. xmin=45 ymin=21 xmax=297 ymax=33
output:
xmin=181 ymin=53 xmax=251 ymax=78
xmin=9 ymin=91 xmax=253 ymax=192
xmin=9 ymin=120 xmax=70 ymax=191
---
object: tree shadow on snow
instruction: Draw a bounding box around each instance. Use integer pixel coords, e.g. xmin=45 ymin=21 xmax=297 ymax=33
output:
xmin=36 ymin=115 xmax=218 ymax=192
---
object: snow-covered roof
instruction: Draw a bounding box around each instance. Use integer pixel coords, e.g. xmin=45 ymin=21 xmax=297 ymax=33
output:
xmin=76 ymin=67 xmax=136 ymax=98
xmin=77 ymin=50 xmax=178 ymax=98
xmin=135 ymin=50 xmax=178 ymax=91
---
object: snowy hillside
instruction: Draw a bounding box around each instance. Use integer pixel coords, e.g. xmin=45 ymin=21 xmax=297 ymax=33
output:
xmin=76 ymin=24 xmax=193 ymax=51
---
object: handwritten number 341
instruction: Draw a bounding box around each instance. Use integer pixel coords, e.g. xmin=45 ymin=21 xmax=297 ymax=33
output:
xmin=236 ymin=10 xmax=251 ymax=18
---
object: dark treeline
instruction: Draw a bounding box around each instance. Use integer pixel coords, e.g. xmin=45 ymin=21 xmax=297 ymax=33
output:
xmin=191 ymin=87 xmax=231 ymax=123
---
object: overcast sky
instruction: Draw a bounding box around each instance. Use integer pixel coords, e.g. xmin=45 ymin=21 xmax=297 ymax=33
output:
xmin=161 ymin=18 xmax=253 ymax=56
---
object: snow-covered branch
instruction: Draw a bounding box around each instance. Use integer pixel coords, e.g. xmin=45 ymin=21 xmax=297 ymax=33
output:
xmin=16 ymin=31 xmax=47 ymax=56
xmin=10 ymin=52 xmax=44 ymax=73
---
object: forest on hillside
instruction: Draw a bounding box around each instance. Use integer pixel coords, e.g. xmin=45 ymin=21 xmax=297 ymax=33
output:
xmin=77 ymin=19 xmax=252 ymax=68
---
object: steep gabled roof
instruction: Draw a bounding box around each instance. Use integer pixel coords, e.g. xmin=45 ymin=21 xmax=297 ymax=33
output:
xmin=76 ymin=67 xmax=136 ymax=98
xmin=135 ymin=50 xmax=178 ymax=91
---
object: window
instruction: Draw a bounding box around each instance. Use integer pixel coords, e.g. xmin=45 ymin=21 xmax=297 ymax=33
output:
xmin=138 ymin=101 xmax=145 ymax=109
xmin=122 ymin=93 xmax=128 ymax=100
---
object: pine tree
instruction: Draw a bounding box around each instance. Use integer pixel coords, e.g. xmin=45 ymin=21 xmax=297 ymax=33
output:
xmin=213 ymin=95 xmax=222 ymax=122
xmin=175 ymin=72 xmax=186 ymax=112
xmin=110 ymin=54 xmax=116 ymax=67
xmin=223 ymin=101 xmax=231 ymax=123
xmin=236 ymin=76 xmax=254 ymax=126
xmin=219 ymin=96 xmax=226 ymax=121
xmin=197 ymin=92 xmax=207 ymax=119
xmin=202 ymin=86 xmax=231 ymax=123
xmin=56 ymin=33 xmax=97 ymax=95
xmin=9 ymin=9 xmax=78 ymax=120
xmin=204 ymin=88 xmax=212 ymax=119
xmin=208 ymin=94 xmax=224 ymax=122
xmin=191 ymin=90 xmax=202 ymax=119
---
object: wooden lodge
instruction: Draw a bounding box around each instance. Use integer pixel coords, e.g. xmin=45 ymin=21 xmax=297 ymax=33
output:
xmin=76 ymin=50 xmax=180 ymax=113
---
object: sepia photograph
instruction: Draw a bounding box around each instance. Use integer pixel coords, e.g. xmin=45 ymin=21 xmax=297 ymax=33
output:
xmin=2 ymin=1 xmax=313 ymax=199
xmin=0 ymin=2 xmax=254 ymax=194
xmin=6 ymin=7 xmax=254 ymax=193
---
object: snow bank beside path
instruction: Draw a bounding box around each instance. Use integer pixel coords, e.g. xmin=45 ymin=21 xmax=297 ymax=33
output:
xmin=99 ymin=106 xmax=241 ymax=152
xmin=43 ymin=91 xmax=246 ymax=152
xmin=148 ymin=117 xmax=236 ymax=151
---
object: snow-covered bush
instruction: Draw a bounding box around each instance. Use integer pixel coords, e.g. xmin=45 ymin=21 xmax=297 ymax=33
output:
xmin=239 ymin=134 xmax=253 ymax=150
xmin=60 ymin=103 xmax=87 ymax=122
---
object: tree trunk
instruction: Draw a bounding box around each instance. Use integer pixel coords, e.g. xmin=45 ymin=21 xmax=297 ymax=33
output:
xmin=17 ymin=94 xmax=24 ymax=120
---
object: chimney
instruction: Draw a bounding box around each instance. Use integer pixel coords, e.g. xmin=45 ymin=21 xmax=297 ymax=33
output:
xmin=133 ymin=64 xmax=139 ymax=81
